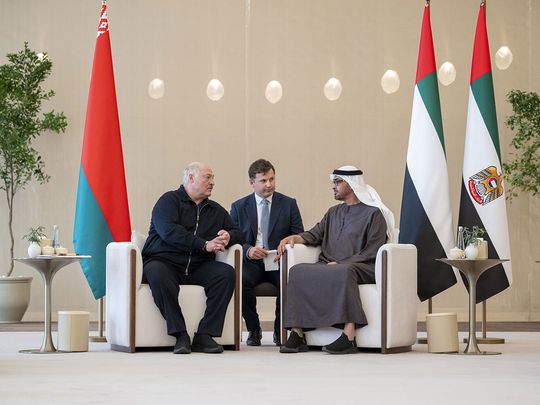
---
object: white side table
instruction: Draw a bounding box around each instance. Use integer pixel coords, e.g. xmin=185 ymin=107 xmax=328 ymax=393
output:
xmin=14 ymin=255 xmax=90 ymax=354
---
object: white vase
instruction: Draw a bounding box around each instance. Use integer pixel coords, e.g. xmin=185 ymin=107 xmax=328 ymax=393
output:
xmin=465 ymin=244 xmax=479 ymax=260
xmin=27 ymin=242 xmax=41 ymax=258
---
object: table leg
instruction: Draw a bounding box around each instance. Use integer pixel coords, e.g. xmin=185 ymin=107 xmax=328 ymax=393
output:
xmin=462 ymin=274 xmax=500 ymax=356
xmin=19 ymin=268 xmax=59 ymax=354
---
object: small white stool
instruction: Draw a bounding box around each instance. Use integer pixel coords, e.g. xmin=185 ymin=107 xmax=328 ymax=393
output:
xmin=57 ymin=311 xmax=90 ymax=352
xmin=426 ymin=312 xmax=459 ymax=353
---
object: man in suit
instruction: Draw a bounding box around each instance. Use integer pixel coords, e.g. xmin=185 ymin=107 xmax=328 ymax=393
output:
xmin=231 ymin=159 xmax=304 ymax=346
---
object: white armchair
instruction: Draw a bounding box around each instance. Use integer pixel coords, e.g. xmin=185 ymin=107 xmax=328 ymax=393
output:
xmin=106 ymin=232 xmax=242 ymax=352
xmin=280 ymin=243 xmax=417 ymax=353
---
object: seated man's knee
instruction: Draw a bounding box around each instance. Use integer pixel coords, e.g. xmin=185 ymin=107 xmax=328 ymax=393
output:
xmin=216 ymin=262 xmax=236 ymax=284
xmin=144 ymin=261 xmax=172 ymax=284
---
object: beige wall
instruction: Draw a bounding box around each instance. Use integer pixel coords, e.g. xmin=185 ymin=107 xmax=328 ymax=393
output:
xmin=1 ymin=0 xmax=538 ymax=322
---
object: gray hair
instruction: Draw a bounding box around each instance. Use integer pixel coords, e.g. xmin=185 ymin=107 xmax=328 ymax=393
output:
xmin=182 ymin=162 xmax=202 ymax=186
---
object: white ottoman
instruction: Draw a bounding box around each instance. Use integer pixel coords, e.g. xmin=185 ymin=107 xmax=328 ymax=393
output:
xmin=426 ymin=312 xmax=459 ymax=353
xmin=57 ymin=311 xmax=90 ymax=352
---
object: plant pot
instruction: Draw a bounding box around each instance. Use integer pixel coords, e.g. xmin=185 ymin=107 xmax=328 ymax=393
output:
xmin=0 ymin=276 xmax=33 ymax=323
xmin=465 ymin=244 xmax=479 ymax=260
xmin=28 ymin=241 xmax=41 ymax=258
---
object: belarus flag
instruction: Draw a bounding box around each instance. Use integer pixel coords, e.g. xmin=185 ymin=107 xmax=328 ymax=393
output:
xmin=399 ymin=1 xmax=457 ymax=301
xmin=74 ymin=1 xmax=131 ymax=299
xmin=458 ymin=1 xmax=512 ymax=302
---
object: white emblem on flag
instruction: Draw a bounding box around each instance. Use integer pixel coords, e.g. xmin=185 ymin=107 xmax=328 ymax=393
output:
xmin=97 ymin=2 xmax=108 ymax=38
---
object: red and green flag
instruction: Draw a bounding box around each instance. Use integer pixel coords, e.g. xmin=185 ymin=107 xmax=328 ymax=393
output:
xmin=74 ymin=1 xmax=131 ymax=299
xmin=399 ymin=1 xmax=457 ymax=301
xmin=458 ymin=1 xmax=512 ymax=302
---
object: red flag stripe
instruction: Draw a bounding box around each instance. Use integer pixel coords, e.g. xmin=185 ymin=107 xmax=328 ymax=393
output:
xmin=415 ymin=2 xmax=436 ymax=84
xmin=470 ymin=2 xmax=492 ymax=84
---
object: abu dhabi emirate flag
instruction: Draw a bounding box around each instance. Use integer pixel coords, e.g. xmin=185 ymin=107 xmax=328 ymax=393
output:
xmin=74 ymin=1 xmax=131 ymax=299
xmin=399 ymin=1 xmax=457 ymax=301
xmin=458 ymin=1 xmax=511 ymax=302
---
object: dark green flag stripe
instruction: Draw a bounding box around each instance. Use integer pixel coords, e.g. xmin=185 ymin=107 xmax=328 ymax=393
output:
xmin=471 ymin=72 xmax=501 ymax=160
xmin=417 ymin=72 xmax=445 ymax=154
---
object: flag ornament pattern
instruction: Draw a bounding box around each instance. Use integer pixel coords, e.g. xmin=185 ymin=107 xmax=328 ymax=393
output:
xmin=74 ymin=1 xmax=131 ymax=299
xmin=399 ymin=2 xmax=457 ymax=302
xmin=458 ymin=1 xmax=512 ymax=302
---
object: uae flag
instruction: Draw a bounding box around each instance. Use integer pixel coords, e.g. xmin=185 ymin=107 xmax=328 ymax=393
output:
xmin=458 ymin=1 xmax=511 ymax=302
xmin=74 ymin=1 xmax=131 ymax=299
xmin=399 ymin=1 xmax=457 ymax=301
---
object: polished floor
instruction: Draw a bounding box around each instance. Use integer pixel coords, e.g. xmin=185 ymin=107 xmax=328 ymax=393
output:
xmin=1 ymin=330 xmax=539 ymax=404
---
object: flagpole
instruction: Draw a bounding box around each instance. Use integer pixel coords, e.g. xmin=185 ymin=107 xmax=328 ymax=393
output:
xmin=89 ymin=298 xmax=107 ymax=343
xmin=417 ymin=297 xmax=432 ymax=344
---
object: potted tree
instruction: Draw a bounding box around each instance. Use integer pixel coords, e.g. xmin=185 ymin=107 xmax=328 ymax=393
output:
xmin=0 ymin=43 xmax=67 ymax=322
xmin=503 ymin=90 xmax=540 ymax=200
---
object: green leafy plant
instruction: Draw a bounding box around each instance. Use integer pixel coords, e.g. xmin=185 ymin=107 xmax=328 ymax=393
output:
xmin=503 ymin=90 xmax=540 ymax=201
xmin=22 ymin=226 xmax=46 ymax=244
xmin=0 ymin=43 xmax=67 ymax=276
xmin=463 ymin=226 xmax=486 ymax=247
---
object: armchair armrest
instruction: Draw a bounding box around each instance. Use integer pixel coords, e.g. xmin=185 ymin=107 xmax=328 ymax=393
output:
xmin=106 ymin=241 xmax=141 ymax=348
xmin=375 ymin=243 xmax=417 ymax=351
xmin=279 ymin=244 xmax=321 ymax=344
xmin=282 ymin=244 xmax=321 ymax=269
xmin=216 ymin=244 xmax=242 ymax=267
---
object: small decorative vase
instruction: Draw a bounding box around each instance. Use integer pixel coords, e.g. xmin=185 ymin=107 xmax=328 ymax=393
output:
xmin=27 ymin=242 xmax=41 ymax=258
xmin=449 ymin=247 xmax=464 ymax=259
xmin=465 ymin=244 xmax=479 ymax=260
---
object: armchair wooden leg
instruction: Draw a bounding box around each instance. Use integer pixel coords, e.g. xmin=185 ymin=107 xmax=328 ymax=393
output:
xmin=234 ymin=249 xmax=241 ymax=351
xmin=280 ymin=251 xmax=288 ymax=345
xmin=381 ymin=250 xmax=388 ymax=354
xmin=129 ymin=248 xmax=137 ymax=353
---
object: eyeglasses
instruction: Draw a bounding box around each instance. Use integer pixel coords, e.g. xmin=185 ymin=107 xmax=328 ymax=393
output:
xmin=332 ymin=179 xmax=344 ymax=186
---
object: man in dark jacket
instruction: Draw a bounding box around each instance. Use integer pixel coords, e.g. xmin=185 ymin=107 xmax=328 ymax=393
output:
xmin=231 ymin=159 xmax=304 ymax=346
xmin=142 ymin=162 xmax=243 ymax=354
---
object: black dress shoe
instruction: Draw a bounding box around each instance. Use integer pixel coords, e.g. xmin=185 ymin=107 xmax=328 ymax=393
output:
xmin=279 ymin=331 xmax=309 ymax=353
xmin=192 ymin=333 xmax=224 ymax=353
xmin=273 ymin=331 xmax=281 ymax=346
xmin=246 ymin=327 xmax=262 ymax=346
xmin=322 ymin=333 xmax=358 ymax=355
xmin=173 ymin=332 xmax=191 ymax=354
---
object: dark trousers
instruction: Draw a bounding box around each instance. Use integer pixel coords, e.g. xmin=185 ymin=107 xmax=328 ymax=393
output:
xmin=143 ymin=259 xmax=235 ymax=337
xmin=242 ymin=259 xmax=280 ymax=335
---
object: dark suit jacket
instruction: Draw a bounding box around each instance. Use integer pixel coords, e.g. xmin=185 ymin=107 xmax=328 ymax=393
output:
xmin=230 ymin=191 xmax=304 ymax=258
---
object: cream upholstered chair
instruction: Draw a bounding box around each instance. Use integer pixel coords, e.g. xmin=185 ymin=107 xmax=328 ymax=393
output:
xmin=280 ymin=243 xmax=417 ymax=353
xmin=106 ymin=231 xmax=242 ymax=352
